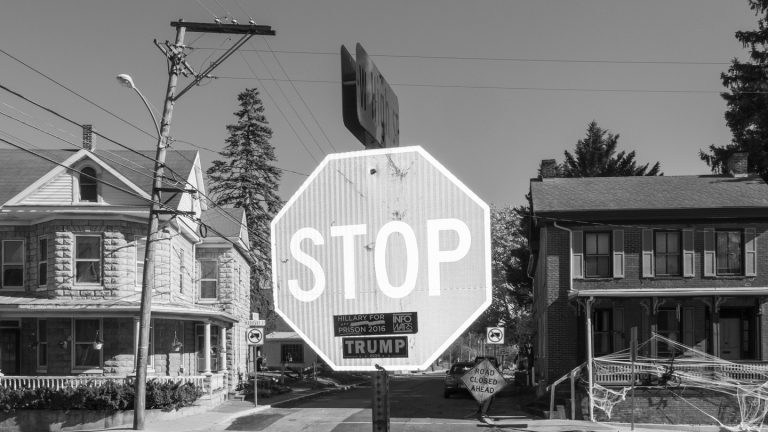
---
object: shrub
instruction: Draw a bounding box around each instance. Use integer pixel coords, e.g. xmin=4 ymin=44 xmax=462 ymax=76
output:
xmin=0 ymin=380 xmax=202 ymax=413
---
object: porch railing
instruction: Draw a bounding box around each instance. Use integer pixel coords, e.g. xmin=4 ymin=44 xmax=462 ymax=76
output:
xmin=0 ymin=373 xmax=226 ymax=395
xmin=595 ymin=361 xmax=768 ymax=385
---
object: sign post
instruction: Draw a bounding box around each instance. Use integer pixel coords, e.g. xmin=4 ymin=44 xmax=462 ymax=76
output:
xmin=246 ymin=314 xmax=265 ymax=407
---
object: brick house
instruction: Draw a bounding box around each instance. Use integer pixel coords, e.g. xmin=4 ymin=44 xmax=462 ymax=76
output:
xmin=0 ymin=129 xmax=253 ymax=392
xmin=528 ymin=153 xmax=768 ymax=385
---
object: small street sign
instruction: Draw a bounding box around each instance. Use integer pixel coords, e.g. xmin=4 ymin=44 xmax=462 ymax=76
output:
xmin=245 ymin=319 xmax=266 ymax=327
xmin=246 ymin=327 xmax=264 ymax=346
xmin=460 ymin=359 xmax=508 ymax=404
xmin=486 ymin=327 xmax=504 ymax=344
xmin=272 ymin=146 xmax=491 ymax=371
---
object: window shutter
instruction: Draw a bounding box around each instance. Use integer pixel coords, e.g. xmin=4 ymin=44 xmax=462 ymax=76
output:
xmin=613 ymin=230 xmax=624 ymax=278
xmin=703 ymin=228 xmax=715 ymax=277
xmin=683 ymin=229 xmax=695 ymax=278
xmin=613 ymin=307 xmax=625 ymax=351
xmin=745 ymin=228 xmax=757 ymax=277
xmin=642 ymin=229 xmax=654 ymax=277
xmin=683 ymin=307 xmax=695 ymax=347
xmin=572 ymin=230 xmax=584 ymax=279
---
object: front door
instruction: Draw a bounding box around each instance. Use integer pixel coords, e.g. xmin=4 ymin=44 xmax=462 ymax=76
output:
xmin=0 ymin=328 xmax=20 ymax=375
xmin=720 ymin=317 xmax=741 ymax=360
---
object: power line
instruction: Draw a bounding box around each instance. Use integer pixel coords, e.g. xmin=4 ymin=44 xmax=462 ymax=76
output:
xmin=0 ymin=48 xmax=158 ymax=142
xmin=247 ymin=41 xmax=329 ymax=157
xmin=0 ymin=106 xmax=158 ymax=184
xmin=212 ymin=76 xmax=735 ymax=94
xmin=260 ymin=37 xmax=337 ymax=152
xmin=187 ymin=47 xmax=732 ymax=66
xmin=238 ymin=52 xmax=320 ymax=163
xmin=172 ymin=138 xmax=308 ymax=176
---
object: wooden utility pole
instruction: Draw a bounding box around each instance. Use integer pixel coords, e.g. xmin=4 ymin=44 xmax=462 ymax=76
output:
xmin=133 ymin=20 xmax=274 ymax=430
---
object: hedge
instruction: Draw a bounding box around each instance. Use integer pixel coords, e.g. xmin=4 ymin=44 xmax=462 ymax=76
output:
xmin=0 ymin=381 xmax=203 ymax=413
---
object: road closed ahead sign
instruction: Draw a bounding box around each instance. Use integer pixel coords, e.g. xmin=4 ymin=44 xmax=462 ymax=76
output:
xmin=272 ymin=146 xmax=491 ymax=371
xmin=460 ymin=359 xmax=508 ymax=404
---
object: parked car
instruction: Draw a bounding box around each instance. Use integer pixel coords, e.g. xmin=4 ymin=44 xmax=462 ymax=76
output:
xmin=473 ymin=356 xmax=500 ymax=369
xmin=443 ymin=361 xmax=475 ymax=398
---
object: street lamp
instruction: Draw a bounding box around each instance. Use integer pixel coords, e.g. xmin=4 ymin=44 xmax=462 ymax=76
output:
xmin=117 ymin=70 xmax=176 ymax=430
xmin=116 ymin=74 xmax=162 ymax=139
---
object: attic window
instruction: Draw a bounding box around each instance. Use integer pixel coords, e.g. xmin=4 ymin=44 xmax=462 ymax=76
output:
xmin=79 ymin=167 xmax=98 ymax=202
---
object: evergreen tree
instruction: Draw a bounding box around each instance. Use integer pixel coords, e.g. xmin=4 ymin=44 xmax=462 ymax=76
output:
xmin=700 ymin=0 xmax=768 ymax=178
xmin=207 ymin=88 xmax=282 ymax=329
xmin=562 ymin=121 xmax=661 ymax=177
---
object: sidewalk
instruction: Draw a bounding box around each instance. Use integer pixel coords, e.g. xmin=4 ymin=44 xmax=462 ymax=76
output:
xmin=89 ymin=384 xmax=340 ymax=432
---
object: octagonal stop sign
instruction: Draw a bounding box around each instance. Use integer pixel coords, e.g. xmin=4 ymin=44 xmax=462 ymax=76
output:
xmin=271 ymin=146 xmax=490 ymax=371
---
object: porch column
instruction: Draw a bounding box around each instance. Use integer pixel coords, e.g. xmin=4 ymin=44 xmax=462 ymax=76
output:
xmin=133 ymin=318 xmax=140 ymax=373
xmin=712 ymin=296 xmax=720 ymax=357
xmin=219 ymin=326 xmax=228 ymax=373
xmin=585 ymin=296 xmax=594 ymax=422
xmin=203 ymin=321 xmax=212 ymax=375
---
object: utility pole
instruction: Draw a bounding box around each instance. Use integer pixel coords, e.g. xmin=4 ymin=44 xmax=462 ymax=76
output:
xmin=133 ymin=20 xmax=274 ymax=430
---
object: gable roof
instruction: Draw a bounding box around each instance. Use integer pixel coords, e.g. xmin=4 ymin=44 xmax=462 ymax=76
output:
xmin=0 ymin=149 xmax=198 ymax=208
xmin=530 ymin=175 xmax=768 ymax=218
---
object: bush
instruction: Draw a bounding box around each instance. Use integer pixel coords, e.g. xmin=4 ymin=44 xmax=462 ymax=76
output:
xmin=0 ymin=380 xmax=203 ymax=413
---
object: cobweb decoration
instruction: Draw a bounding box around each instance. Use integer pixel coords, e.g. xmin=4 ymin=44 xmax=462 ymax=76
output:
xmin=576 ymin=333 xmax=768 ymax=431
xmin=590 ymin=383 xmax=629 ymax=419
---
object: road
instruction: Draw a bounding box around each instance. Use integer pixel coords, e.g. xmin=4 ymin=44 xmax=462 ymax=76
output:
xmin=219 ymin=374 xmax=535 ymax=432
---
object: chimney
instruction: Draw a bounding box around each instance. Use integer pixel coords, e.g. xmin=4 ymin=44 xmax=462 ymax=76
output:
xmin=540 ymin=159 xmax=558 ymax=179
xmin=727 ymin=152 xmax=748 ymax=177
xmin=82 ymin=124 xmax=94 ymax=152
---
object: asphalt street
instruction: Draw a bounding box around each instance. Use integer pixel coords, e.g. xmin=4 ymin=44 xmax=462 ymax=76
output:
xmin=218 ymin=374 xmax=535 ymax=432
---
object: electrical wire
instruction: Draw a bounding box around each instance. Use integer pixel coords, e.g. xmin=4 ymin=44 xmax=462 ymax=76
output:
xmin=0 ymin=48 xmax=158 ymax=142
xmin=212 ymin=76 xmax=733 ymax=94
xmin=238 ymin=52 xmax=319 ymax=163
xmin=247 ymin=41 xmax=329 ymax=157
xmin=186 ymin=47 xmax=732 ymax=66
xmin=261 ymin=36 xmax=337 ymax=152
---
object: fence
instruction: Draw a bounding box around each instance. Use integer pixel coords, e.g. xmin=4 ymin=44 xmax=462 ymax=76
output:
xmin=595 ymin=361 xmax=768 ymax=385
xmin=0 ymin=374 xmax=225 ymax=396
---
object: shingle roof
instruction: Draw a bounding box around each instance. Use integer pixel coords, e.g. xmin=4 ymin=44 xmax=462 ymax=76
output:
xmin=200 ymin=207 xmax=246 ymax=239
xmin=0 ymin=149 xmax=198 ymax=207
xmin=530 ymin=175 xmax=768 ymax=214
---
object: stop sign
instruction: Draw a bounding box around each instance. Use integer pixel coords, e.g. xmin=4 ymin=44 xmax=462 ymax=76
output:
xmin=271 ymin=146 xmax=490 ymax=371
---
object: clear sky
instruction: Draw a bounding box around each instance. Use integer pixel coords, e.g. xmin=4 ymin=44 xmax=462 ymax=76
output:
xmin=0 ymin=0 xmax=759 ymax=207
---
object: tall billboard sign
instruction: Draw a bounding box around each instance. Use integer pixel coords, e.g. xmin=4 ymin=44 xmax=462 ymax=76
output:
xmin=341 ymin=43 xmax=399 ymax=149
xmin=272 ymin=146 xmax=491 ymax=371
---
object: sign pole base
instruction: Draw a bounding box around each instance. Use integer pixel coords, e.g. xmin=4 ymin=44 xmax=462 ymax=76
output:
xmin=372 ymin=365 xmax=390 ymax=432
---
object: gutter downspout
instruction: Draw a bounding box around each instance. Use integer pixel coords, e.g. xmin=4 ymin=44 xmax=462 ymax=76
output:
xmin=552 ymin=221 xmax=594 ymax=422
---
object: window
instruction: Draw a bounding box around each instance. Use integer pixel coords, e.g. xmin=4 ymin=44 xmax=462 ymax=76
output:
xmin=584 ymin=232 xmax=611 ymax=278
xmin=199 ymin=260 xmax=218 ymax=300
xmin=79 ymin=167 xmax=98 ymax=202
xmin=593 ymin=309 xmax=613 ymax=356
xmin=38 ymin=237 xmax=48 ymax=287
xmin=716 ymin=230 xmax=743 ymax=275
xmin=135 ymin=236 xmax=146 ymax=287
xmin=75 ymin=236 xmax=101 ymax=284
xmin=281 ymin=343 xmax=304 ymax=363
xmin=655 ymin=231 xmax=681 ymax=276
xmin=37 ymin=319 xmax=47 ymax=370
xmin=73 ymin=318 xmax=101 ymax=369
xmin=2 ymin=240 xmax=24 ymax=288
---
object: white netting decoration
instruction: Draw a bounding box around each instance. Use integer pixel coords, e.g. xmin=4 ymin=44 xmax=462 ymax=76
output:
xmin=580 ymin=334 xmax=768 ymax=431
